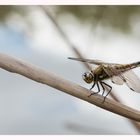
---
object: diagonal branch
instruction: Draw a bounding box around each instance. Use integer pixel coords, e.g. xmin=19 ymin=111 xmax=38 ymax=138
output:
xmin=0 ymin=53 xmax=140 ymax=122
xmin=40 ymin=6 xmax=140 ymax=133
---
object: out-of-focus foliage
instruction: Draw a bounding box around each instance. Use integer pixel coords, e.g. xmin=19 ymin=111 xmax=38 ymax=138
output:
xmin=0 ymin=6 xmax=26 ymax=22
xmin=56 ymin=6 xmax=140 ymax=32
xmin=1 ymin=6 xmax=140 ymax=32
xmin=0 ymin=6 xmax=16 ymax=21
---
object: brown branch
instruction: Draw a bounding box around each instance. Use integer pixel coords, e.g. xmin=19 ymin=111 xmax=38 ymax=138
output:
xmin=0 ymin=53 xmax=140 ymax=122
xmin=40 ymin=6 xmax=140 ymax=133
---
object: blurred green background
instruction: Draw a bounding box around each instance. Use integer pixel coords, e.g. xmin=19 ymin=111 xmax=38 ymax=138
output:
xmin=1 ymin=6 xmax=140 ymax=32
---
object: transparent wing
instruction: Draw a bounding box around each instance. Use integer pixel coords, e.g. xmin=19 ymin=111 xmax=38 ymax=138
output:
xmin=102 ymin=65 xmax=124 ymax=85
xmin=68 ymin=57 xmax=119 ymax=65
xmin=103 ymin=65 xmax=140 ymax=92
xmin=111 ymin=76 xmax=124 ymax=85
xmin=122 ymin=70 xmax=140 ymax=93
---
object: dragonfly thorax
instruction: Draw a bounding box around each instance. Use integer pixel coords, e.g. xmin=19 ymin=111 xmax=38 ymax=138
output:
xmin=82 ymin=72 xmax=94 ymax=84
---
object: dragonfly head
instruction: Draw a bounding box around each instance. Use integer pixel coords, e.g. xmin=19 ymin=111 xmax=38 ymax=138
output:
xmin=82 ymin=72 xmax=94 ymax=84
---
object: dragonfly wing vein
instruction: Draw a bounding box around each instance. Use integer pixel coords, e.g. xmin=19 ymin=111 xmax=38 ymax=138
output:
xmin=68 ymin=57 xmax=119 ymax=65
xmin=102 ymin=65 xmax=124 ymax=85
xmin=111 ymin=76 xmax=124 ymax=85
xmin=122 ymin=70 xmax=140 ymax=93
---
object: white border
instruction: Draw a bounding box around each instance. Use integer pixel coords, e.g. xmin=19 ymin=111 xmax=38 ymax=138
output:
xmin=0 ymin=0 xmax=140 ymax=5
xmin=0 ymin=135 xmax=139 ymax=140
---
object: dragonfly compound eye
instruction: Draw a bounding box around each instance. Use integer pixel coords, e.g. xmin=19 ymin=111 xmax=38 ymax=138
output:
xmin=82 ymin=72 xmax=93 ymax=84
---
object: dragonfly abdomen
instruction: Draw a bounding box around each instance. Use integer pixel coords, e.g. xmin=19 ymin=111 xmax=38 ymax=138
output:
xmin=115 ymin=62 xmax=140 ymax=72
xmin=124 ymin=61 xmax=140 ymax=71
xmin=131 ymin=61 xmax=140 ymax=67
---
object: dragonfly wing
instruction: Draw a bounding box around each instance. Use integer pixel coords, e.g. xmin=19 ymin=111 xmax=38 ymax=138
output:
xmin=102 ymin=65 xmax=140 ymax=92
xmin=122 ymin=70 xmax=140 ymax=93
xmin=68 ymin=57 xmax=119 ymax=65
xmin=111 ymin=76 xmax=124 ymax=85
xmin=102 ymin=65 xmax=124 ymax=85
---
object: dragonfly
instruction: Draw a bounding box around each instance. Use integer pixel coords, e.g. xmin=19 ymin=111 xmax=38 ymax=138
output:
xmin=68 ymin=57 xmax=140 ymax=102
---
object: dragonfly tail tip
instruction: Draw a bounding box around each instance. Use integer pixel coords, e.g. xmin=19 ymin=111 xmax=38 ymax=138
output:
xmin=68 ymin=57 xmax=74 ymax=60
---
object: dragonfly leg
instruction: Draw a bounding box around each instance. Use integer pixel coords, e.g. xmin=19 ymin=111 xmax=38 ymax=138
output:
xmin=100 ymin=82 xmax=105 ymax=96
xmin=90 ymin=82 xmax=96 ymax=90
xmin=88 ymin=82 xmax=100 ymax=97
xmin=89 ymin=74 xmax=97 ymax=90
xmin=101 ymin=81 xmax=112 ymax=103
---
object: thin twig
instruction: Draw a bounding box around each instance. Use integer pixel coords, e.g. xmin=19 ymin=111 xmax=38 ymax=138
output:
xmin=0 ymin=53 xmax=140 ymax=122
xmin=40 ymin=6 xmax=91 ymax=70
xmin=40 ymin=6 xmax=140 ymax=133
